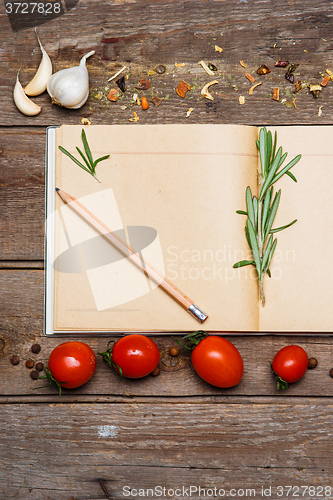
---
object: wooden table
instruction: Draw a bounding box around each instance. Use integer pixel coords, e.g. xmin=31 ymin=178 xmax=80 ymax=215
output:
xmin=1 ymin=1 xmax=333 ymax=498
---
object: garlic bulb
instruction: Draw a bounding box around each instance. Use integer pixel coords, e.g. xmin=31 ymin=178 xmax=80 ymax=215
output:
xmin=24 ymin=29 xmax=52 ymax=96
xmin=13 ymin=70 xmax=41 ymax=116
xmin=47 ymin=50 xmax=95 ymax=109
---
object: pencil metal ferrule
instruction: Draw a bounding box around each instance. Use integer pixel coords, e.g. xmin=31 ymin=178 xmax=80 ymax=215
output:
xmin=189 ymin=304 xmax=208 ymax=323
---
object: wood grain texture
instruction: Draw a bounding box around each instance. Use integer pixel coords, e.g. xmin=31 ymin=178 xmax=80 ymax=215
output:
xmin=1 ymin=0 xmax=333 ymax=125
xmin=1 ymin=1 xmax=333 ymax=494
xmin=0 ymin=128 xmax=45 ymax=260
xmin=1 ymin=269 xmax=333 ymax=399
xmin=1 ymin=402 xmax=332 ymax=499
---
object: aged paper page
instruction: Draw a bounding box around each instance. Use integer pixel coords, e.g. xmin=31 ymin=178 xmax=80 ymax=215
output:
xmin=260 ymin=126 xmax=333 ymax=332
xmin=53 ymin=124 xmax=258 ymax=332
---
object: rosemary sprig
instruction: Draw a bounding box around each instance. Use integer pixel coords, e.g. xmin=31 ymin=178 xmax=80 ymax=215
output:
xmin=234 ymin=127 xmax=301 ymax=306
xmin=58 ymin=128 xmax=110 ymax=183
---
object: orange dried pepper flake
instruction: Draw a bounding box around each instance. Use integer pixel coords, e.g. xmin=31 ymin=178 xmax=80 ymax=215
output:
xmin=176 ymin=80 xmax=191 ymax=98
xmin=135 ymin=79 xmax=150 ymax=90
xmin=249 ymin=81 xmax=262 ymax=95
xmin=272 ymin=87 xmax=280 ymax=101
xmin=141 ymin=96 xmax=149 ymax=110
xmin=245 ymin=72 xmax=255 ymax=83
xmin=107 ymin=89 xmax=120 ymax=101
xmin=321 ymin=75 xmax=330 ymax=87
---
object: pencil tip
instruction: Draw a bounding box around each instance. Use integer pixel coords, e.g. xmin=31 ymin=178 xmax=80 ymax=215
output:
xmin=55 ymin=187 xmax=60 ymax=192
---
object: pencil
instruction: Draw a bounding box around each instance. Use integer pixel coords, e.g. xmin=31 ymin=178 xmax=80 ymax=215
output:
xmin=55 ymin=188 xmax=208 ymax=323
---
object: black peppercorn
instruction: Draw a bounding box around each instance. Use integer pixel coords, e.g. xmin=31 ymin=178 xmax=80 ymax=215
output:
xmin=30 ymin=370 xmax=39 ymax=380
xmin=308 ymin=358 xmax=318 ymax=369
xmin=11 ymin=355 xmax=20 ymax=365
xmin=151 ymin=366 xmax=160 ymax=376
xmin=154 ymin=64 xmax=166 ymax=75
xmin=169 ymin=347 xmax=180 ymax=357
xmin=31 ymin=344 xmax=41 ymax=354
xmin=25 ymin=359 xmax=34 ymax=369
xmin=35 ymin=362 xmax=44 ymax=372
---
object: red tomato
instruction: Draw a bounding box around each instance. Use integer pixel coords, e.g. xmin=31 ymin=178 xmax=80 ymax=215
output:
xmin=191 ymin=336 xmax=244 ymax=388
xmin=272 ymin=345 xmax=308 ymax=385
xmin=111 ymin=335 xmax=160 ymax=379
xmin=48 ymin=341 xmax=96 ymax=389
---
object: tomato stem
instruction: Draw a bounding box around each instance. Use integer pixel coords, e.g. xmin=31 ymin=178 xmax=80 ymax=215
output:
xmin=98 ymin=341 xmax=123 ymax=379
xmin=271 ymin=363 xmax=289 ymax=390
xmin=35 ymin=367 xmax=68 ymax=398
xmin=172 ymin=330 xmax=208 ymax=351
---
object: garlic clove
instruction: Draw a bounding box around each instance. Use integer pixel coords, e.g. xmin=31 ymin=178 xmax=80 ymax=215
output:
xmin=47 ymin=50 xmax=95 ymax=109
xmin=24 ymin=28 xmax=52 ymax=96
xmin=13 ymin=70 xmax=41 ymax=116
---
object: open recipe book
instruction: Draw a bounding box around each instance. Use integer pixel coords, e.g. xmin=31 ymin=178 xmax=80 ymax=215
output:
xmin=45 ymin=124 xmax=333 ymax=335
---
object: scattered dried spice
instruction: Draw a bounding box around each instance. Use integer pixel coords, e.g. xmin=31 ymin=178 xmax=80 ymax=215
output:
xmin=239 ymin=95 xmax=245 ymax=105
xmin=26 ymin=359 xmax=34 ymax=369
xmin=11 ymin=355 xmax=20 ymax=365
xmin=294 ymin=80 xmax=303 ymax=93
xmin=245 ymin=72 xmax=255 ymax=83
xmin=116 ymin=76 xmax=126 ymax=93
xmin=175 ymin=62 xmax=186 ymax=67
xmin=132 ymin=93 xmax=140 ymax=105
xmin=186 ymin=107 xmax=194 ymax=117
xmin=326 ymin=69 xmax=333 ymax=81
xmin=31 ymin=344 xmax=41 ymax=354
xmin=285 ymin=101 xmax=294 ymax=108
xmin=176 ymin=80 xmax=191 ymax=98
xmin=285 ymin=64 xmax=299 ymax=83
xmin=321 ymin=75 xmax=330 ymax=87
xmin=308 ymin=357 xmax=318 ymax=369
xmin=198 ymin=60 xmax=215 ymax=76
xmin=318 ymin=105 xmax=323 ymax=117
xmin=107 ymin=89 xmax=120 ymax=102
xmin=249 ymin=81 xmax=262 ymax=95
xmin=275 ymin=60 xmax=289 ymax=68
xmin=107 ymin=65 xmax=128 ymax=82
xmin=154 ymin=64 xmax=166 ymax=74
xmin=330 ymin=368 xmax=333 ymax=378
xmin=257 ymin=65 xmax=271 ymax=75
xmin=80 ymin=117 xmax=91 ymax=125
xmin=30 ymin=370 xmax=39 ymax=380
xmin=135 ymin=79 xmax=150 ymax=90
xmin=240 ymin=60 xmax=247 ymax=68
xmin=309 ymin=84 xmax=322 ymax=98
xmin=272 ymin=87 xmax=280 ymax=101
xmin=201 ymin=80 xmax=219 ymax=100
xmin=292 ymin=98 xmax=297 ymax=110
xmin=169 ymin=347 xmax=180 ymax=357
xmin=141 ymin=96 xmax=149 ymax=110
xmin=151 ymin=95 xmax=163 ymax=107
xmin=214 ymin=45 xmax=223 ymax=53
xmin=35 ymin=362 xmax=44 ymax=372
xmin=151 ymin=366 xmax=160 ymax=376
xmin=129 ymin=111 xmax=139 ymax=122
xmin=208 ymin=62 xmax=218 ymax=72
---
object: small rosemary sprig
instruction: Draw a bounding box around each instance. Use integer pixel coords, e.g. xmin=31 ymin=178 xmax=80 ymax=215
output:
xmin=58 ymin=128 xmax=110 ymax=182
xmin=233 ymin=127 xmax=301 ymax=306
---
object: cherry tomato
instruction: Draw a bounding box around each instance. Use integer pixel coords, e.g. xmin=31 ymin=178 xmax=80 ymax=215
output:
xmin=111 ymin=335 xmax=160 ymax=379
xmin=191 ymin=336 xmax=244 ymax=388
xmin=272 ymin=345 xmax=308 ymax=388
xmin=48 ymin=341 xmax=96 ymax=389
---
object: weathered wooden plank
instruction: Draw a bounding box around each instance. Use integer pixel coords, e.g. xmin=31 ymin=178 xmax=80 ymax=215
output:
xmin=1 ymin=0 xmax=333 ymax=125
xmin=1 ymin=269 xmax=333 ymax=398
xmin=0 ymin=402 xmax=332 ymax=499
xmin=0 ymin=127 xmax=45 ymax=261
